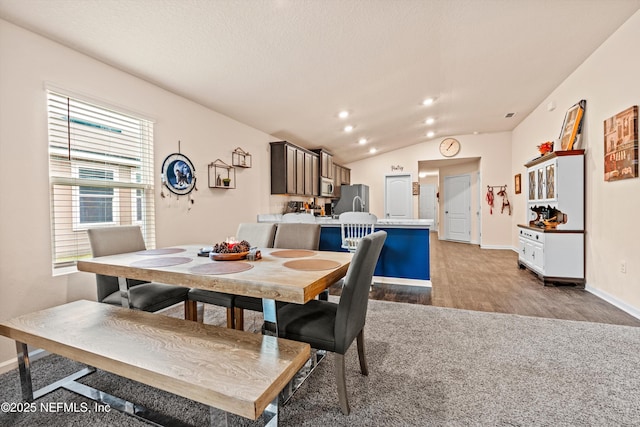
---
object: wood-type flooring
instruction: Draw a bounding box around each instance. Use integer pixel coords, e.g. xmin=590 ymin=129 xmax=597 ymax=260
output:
xmin=331 ymin=234 xmax=640 ymax=327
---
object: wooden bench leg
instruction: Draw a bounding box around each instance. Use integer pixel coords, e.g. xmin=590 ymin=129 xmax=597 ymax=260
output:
xmin=227 ymin=307 xmax=236 ymax=329
xmin=233 ymin=307 xmax=244 ymax=330
xmin=185 ymin=300 xmax=198 ymax=322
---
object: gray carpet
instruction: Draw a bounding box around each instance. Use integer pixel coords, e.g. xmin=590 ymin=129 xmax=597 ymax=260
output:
xmin=1 ymin=299 xmax=639 ymax=426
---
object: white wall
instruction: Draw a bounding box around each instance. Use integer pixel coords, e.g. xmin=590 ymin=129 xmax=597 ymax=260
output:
xmin=346 ymin=132 xmax=512 ymax=248
xmin=0 ymin=20 xmax=274 ymax=365
xmin=512 ymin=11 xmax=640 ymax=314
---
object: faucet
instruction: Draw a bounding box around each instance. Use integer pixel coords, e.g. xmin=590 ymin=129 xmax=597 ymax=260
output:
xmin=352 ymin=195 xmax=365 ymax=212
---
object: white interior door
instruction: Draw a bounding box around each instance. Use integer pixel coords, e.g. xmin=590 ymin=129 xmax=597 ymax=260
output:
xmin=384 ymin=174 xmax=412 ymax=219
xmin=419 ymin=184 xmax=436 ymax=221
xmin=444 ymin=174 xmax=471 ymax=242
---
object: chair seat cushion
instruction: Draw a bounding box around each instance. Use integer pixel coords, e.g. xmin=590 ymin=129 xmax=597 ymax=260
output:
xmin=102 ymin=283 xmax=189 ymax=312
xmin=276 ymin=300 xmax=337 ymax=352
xmin=187 ymin=288 xmax=235 ymax=308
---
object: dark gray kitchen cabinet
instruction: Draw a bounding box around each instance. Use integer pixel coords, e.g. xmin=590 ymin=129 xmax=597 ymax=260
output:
xmin=271 ymin=141 xmax=319 ymax=196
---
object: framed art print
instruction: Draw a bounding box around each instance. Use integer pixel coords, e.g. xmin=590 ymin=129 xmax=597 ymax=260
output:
xmin=559 ymin=100 xmax=586 ymax=151
xmin=604 ymin=106 xmax=638 ymax=181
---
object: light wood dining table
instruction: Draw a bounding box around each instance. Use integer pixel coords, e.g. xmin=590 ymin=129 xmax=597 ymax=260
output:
xmin=77 ymin=244 xmax=352 ymax=333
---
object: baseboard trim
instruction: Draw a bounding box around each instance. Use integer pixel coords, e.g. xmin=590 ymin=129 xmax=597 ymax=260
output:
xmin=585 ymin=286 xmax=640 ymax=320
xmin=480 ymin=244 xmax=514 ymax=250
xmin=373 ymin=276 xmax=432 ymax=287
xmin=0 ymin=348 xmax=49 ymax=375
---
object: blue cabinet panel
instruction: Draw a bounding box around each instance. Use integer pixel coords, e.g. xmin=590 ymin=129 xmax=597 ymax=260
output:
xmin=319 ymin=226 xmax=430 ymax=280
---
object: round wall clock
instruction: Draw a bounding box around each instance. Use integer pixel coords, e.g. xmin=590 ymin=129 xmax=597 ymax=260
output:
xmin=161 ymin=153 xmax=196 ymax=195
xmin=439 ymin=138 xmax=461 ymax=157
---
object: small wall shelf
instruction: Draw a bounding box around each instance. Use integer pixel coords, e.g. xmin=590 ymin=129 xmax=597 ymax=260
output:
xmin=208 ymin=159 xmax=236 ymax=189
xmin=232 ymin=147 xmax=252 ymax=168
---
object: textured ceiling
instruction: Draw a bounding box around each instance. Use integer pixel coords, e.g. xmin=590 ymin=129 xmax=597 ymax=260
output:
xmin=1 ymin=0 xmax=639 ymax=164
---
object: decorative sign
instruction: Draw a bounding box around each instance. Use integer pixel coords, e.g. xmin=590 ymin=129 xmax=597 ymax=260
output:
xmin=161 ymin=153 xmax=196 ymax=195
xmin=559 ymin=100 xmax=586 ymax=150
xmin=604 ymin=106 xmax=638 ymax=181
xmin=391 ymin=165 xmax=404 ymax=172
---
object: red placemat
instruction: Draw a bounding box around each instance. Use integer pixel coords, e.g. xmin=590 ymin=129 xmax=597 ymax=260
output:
xmin=135 ymin=248 xmax=186 ymax=255
xmin=271 ymin=250 xmax=316 ymax=258
xmin=130 ymin=257 xmax=193 ymax=268
xmin=189 ymin=262 xmax=254 ymax=275
xmin=283 ymin=259 xmax=341 ymax=271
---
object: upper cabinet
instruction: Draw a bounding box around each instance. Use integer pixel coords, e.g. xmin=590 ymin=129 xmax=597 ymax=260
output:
xmin=270 ymin=141 xmax=319 ymax=196
xmin=312 ymin=149 xmax=334 ymax=179
xmin=525 ymin=150 xmax=584 ymax=230
xmin=334 ymin=164 xmax=351 ymax=185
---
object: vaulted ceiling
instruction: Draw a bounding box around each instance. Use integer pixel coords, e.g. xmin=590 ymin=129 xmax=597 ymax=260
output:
xmin=1 ymin=0 xmax=639 ymax=163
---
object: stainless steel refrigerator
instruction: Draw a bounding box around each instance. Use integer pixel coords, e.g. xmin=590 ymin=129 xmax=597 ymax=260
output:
xmin=332 ymin=184 xmax=369 ymax=215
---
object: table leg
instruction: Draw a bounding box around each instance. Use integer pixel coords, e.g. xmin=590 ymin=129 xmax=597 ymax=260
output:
xmin=262 ymin=298 xmax=277 ymax=336
xmin=118 ymin=277 xmax=131 ymax=308
xmin=16 ymin=341 xmax=34 ymax=401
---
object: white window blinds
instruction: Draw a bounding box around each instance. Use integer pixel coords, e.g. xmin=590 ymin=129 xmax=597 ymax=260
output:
xmin=47 ymin=90 xmax=156 ymax=271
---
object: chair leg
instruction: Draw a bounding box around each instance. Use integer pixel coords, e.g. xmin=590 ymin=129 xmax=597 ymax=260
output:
xmin=185 ymin=300 xmax=198 ymax=322
xmin=335 ymin=353 xmax=350 ymax=415
xmin=226 ymin=308 xmax=236 ymax=329
xmin=233 ymin=307 xmax=244 ymax=330
xmin=356 ymin=329 xmax=369 ymax=376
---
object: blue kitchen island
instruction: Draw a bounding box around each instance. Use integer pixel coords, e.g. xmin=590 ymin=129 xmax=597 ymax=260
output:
xmin=258 ymin=215 xmax=431 ymax=286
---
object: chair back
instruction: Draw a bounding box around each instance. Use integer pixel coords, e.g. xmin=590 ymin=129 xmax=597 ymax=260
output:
xmin=339 ymin=212 xmax=377 ymax=252
xmin=87 ymin=226 xmax=148 ymax=302
xmin=282 ymin=213 xmax=317 ymax=223
xmin=236 ymin=223 xmax=276 ymax=248
xmin=334 ymin=230 xmax=386 ymax=354
xmin=273 ymin=223 xmax=321 ymax=250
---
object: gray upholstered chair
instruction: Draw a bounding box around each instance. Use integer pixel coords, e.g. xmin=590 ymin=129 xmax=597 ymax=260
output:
xmin=276 ymin=230 xmax=387 ymax=415
xmin=187 ymin=223 xmax=276 ymax=328
xmin=233 ymin=223 xmax=321 ymax=330
xmin=87 ymin=226 xmax=190 ymax=317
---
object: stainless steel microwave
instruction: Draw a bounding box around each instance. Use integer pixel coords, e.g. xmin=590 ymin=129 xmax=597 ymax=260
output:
xmin=320 ymin=177 xmax=334 ymax=197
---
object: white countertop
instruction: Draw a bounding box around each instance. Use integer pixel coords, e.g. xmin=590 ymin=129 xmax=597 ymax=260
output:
xmin=257 ymin=213 xmax=433 ymax=228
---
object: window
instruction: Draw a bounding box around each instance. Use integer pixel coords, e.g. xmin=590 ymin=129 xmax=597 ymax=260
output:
xmin=47 ymin=90 xmax=155 ymax=271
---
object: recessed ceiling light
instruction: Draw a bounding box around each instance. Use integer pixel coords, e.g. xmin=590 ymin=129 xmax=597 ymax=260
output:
xmin=422 ymin=98 xmax=435 ymax=106
xmin=358 ymin=138 xmax=367 ymax=145
xmin=426 ymin=131 xmax=435 ymax=138
xmin=344 ymin=125 xmax=354 ymax=132
xmin=425 ymin=117 xmax=435 ymax=125
xmin=338 ymin=110 xmax=349 ymax=119
xmin=369 ymin=148 xmax=377 ymax=154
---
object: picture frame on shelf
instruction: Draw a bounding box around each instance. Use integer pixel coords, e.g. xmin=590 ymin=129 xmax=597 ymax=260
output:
xmin=559 ymin=100 xmax=586 ymax=151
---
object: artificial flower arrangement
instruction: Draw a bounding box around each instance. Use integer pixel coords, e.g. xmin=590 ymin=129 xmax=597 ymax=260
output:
xmin=537 ymin=141 xmax=553 ymax=155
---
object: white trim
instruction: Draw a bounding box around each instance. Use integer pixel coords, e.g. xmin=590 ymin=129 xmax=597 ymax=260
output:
xmin=374 ymin=276 xmax=432 ymax=287
xmin=585 ymin=286 xmax=640 ymax=320
xmin=0 ymin=349 xmax=49 ymax=375
xmin=480 ymin=244 xmax=514 ymax=250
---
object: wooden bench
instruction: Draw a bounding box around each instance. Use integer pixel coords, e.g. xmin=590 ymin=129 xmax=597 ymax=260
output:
xmin=0 ymin=300 xmax=310 ymax=426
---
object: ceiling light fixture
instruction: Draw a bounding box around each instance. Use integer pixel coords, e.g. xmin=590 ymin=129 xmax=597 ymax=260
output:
xmin=426 ymin=131 xmax=435 ymax=138
xmin=369 ymin=148 xmax=377 ymax=154
xmin=344 ymin=125 xmax=354 ymax=132
xmin=419 ymin=172 xmax=428 ymax=178
xmin=422 ymin=98 xmax=435 ymax=106
xmin=338 ymin=110 xmax=349 ymax=119
xmin=425 ymin=117 xmax=435 ymax=125
xmin=358 ymin=138 xmax=367 ymax=145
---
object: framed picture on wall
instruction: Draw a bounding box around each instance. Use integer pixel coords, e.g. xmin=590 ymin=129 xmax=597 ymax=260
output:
xmin=604 ymin=105 xmax=638 ymax=181
xmin=514 ymin=174 xmax=522 ymax=194
xmin=559 ymin=100 xmax=586 ymax=150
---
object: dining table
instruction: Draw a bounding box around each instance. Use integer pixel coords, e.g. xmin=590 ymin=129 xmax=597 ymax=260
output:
xmin=76 ymin=244 xmax=353 ymax=334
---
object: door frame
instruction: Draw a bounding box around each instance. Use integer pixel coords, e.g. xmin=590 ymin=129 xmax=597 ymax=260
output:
xmin=443 ymin=173 xmax=471 ymax=242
